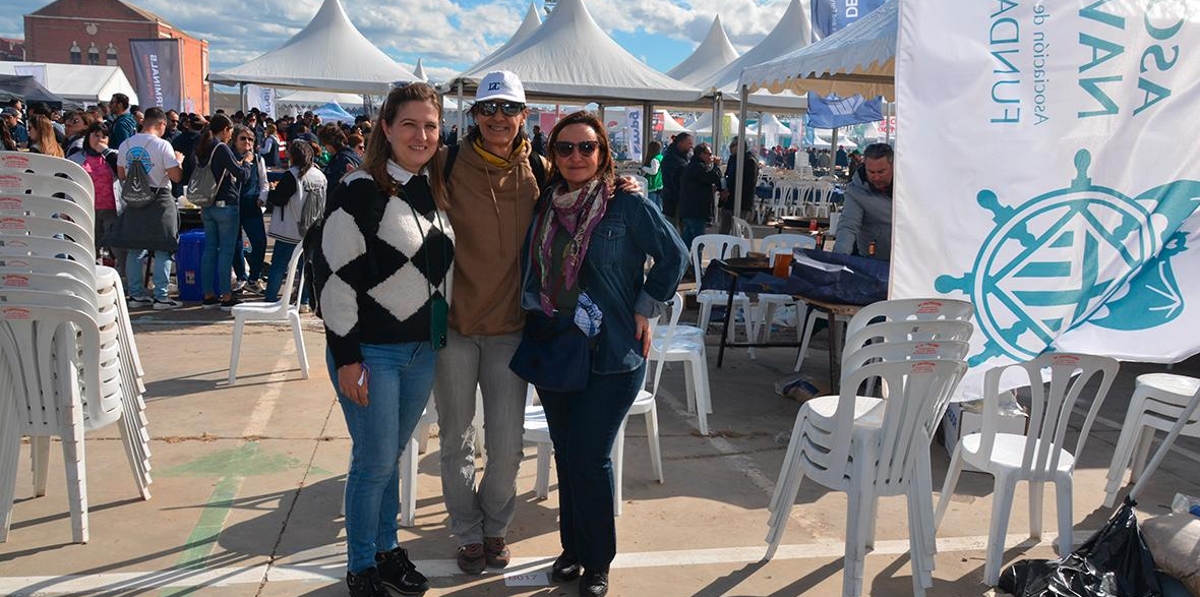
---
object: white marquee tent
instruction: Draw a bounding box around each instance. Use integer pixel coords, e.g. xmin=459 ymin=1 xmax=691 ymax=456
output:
xmin=0 ymin=63 xmax=137 ymax=106
xmin=690 ymin=0 xmax=814 ymax=110
xmin=413 ymin=58 xmax=429 ymax=83
xmin=452 ymin=0 xmax=701 ymax=104
xmin=740 ymin=0 xmax=897 ymax=100
xmin=666 ymin=16 xmax=739 ymax=87
xmin=208 ymin=0 xmax=419 ymax=94
xmin=466 ymin=2 xmax=542 ymax=76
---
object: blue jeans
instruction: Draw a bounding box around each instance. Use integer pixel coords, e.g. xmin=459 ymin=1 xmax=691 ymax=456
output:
xmin=201 ymin=204 xmax=240 ymax=297
xmin=125 ymin=249 xmax=172 ymax=301
xmin=234 ymin=207 xmax=267 ymax=281
xmin=328 ymin=342 xmax=436 ymax=574
xmin=266 ymin=240 xmax=295 ymax=303
xmin=538 ymin=365 xmax=645 ymax=570
xmin=647 ymin=191 xmax=662 ymax=211
xmin=681 ymin=218 xmax=707 ymax=253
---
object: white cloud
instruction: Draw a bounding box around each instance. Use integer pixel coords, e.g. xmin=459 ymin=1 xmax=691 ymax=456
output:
xmin=3 ymin=0 xmax=798 ymax=78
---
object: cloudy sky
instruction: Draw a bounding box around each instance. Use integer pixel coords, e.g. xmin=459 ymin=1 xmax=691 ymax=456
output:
xmin=0 ymin=0 xmax=795 ymax=85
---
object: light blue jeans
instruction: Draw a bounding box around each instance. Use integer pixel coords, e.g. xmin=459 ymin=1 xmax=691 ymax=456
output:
xmin=125 ymin=250 xmax=172 ymax=301
xmin=200 ymin=204 xmax=239 ymax=297
xmin=328 ymin=342 xmax=436 ymax=573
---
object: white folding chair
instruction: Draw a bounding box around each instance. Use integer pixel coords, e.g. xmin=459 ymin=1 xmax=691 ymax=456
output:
xmin=935 ymin=353 xmax=1119 ymax=585
xmin=0 ymin=151 xmax=96 ymax=200
xmin=229 ymin=238 xmax=309 ymax=384
xmin=689 ymin=234 xmax=753 ymax=342
xmin=1103 ymin=373 xmax=1200 ymax=507
xmin=731 ymin=216 xmax=755 ymax=250
xmin=754 ymin=234 xmax=816 ymax=357
xmin=766 ymin=359 xmax=968 ymax=597
xmin=650 ymin=293 xmax=713 ymax=435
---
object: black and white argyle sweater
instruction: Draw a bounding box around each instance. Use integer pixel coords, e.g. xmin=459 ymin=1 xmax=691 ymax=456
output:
xmin=316 ymin=162 xmax=455 ymax=368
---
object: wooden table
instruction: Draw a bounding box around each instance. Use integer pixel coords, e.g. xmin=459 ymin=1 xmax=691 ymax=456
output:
xmin=713 ymin=260 xmax=862 ymax=391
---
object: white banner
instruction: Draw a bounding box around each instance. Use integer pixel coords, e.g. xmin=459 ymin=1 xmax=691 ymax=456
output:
xmin=894 ymin=1 xmax=1200 ymax=398
xmin=625 ymin=108 xmax=643 ymax=163
xmin=244 ymin=84 xmax=276 ymax=119
xmin=13 ymin=65 xmax=47 ymax=88
xmin=790 ymin=117 xmax=804 ymax=150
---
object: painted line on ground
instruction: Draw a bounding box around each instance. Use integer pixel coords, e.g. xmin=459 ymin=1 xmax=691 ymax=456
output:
xmin=0 ymin=531 xmax=1085 ymax=595
xmin=157 ymin=340 xmax=297 ymax=596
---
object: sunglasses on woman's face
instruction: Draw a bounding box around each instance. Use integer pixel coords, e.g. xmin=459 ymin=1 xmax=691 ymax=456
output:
xmin=553 ymin=140 xmax=600 ymax=158
xmin=475 ymin=101 xmax=524 ymax=117
xmin=238 ymin=136 xmax=254 ymax=142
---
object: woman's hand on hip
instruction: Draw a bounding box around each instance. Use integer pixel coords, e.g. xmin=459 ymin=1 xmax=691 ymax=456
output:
xmin=635 ymin=314 xmax=651 ymax=358
xmin=337 ymin=362 xmax=369 ymax=406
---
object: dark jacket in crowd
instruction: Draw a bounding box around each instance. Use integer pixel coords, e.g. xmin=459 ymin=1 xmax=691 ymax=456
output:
xmin=721 ymin=150 xmax=758 ymax=212
xmin=677 ymin=155 xmax=722 ymax=221
xmin=171 ymin=129 xmax=201 ymax=198
xmin=324 ymin=147 xmax=362 ymax=197
xmin=659 ymin=142 xmax=689 ymax=218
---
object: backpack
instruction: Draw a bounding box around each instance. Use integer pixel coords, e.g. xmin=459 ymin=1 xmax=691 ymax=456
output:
xmin=296 ymin=174 xmax=327 ymax=239
xmin=186 ymin=158 xmax=225 ymax=207
xmin=121 ymin=154 xmax=157 ymax=208
xmin=443 ymin=144 xmax=547 ymax=190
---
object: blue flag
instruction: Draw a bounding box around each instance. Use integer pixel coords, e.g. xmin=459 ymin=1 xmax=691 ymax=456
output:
xmin=810 ymin=0 xmax=891 ymax=40
xmin=805 ymin=93 xmax=885 ymax=129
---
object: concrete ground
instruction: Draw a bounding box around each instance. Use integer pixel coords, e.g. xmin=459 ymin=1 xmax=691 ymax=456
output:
xmin=1 ymin=305 xmax=1198 ymax=597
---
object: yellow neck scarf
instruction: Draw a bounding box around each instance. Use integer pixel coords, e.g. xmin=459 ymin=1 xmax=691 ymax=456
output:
xmin=473 ymin=136 xmax=528 ymax=169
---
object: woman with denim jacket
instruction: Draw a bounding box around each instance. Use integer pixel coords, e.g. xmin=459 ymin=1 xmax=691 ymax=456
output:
xmin=518 ymin=111 xmax=687 ymax=597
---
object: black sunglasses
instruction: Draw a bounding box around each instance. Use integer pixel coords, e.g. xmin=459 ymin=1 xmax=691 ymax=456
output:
xmin=475 ymin=101 xmax=525 ymax=117
xmin=237 ymin=136 xmax=255 ymax=142
xmin=553 ymin=140 xmax=600 ymax=158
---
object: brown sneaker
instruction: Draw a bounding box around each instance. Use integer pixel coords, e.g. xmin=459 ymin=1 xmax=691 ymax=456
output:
xmin=456 ymin=543 xmax=486 ymax=575
xmin=484 ymin=536 xmax=511 ymax=568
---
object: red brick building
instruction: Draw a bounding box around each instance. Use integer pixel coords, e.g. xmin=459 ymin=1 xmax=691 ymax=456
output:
xmin=0 ymin=38 xmax=26 ymax=62
xmin=24 ymin=0 xmax=208 ymax=113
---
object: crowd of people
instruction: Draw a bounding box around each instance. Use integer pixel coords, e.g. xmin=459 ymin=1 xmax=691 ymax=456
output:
xmin=0 ymin=94 xmax=374 ymax=311
xmin=1 ymin=74 xmax=894 ymax=597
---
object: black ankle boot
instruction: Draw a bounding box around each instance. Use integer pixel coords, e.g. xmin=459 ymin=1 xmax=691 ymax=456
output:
xmin=580 ymin=569 xmax=609 ymax=597
xmin=551 ymin=552 xmax=583 ymax=582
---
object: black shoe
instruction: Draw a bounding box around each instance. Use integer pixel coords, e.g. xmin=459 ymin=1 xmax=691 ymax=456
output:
xmin=346 ymin=567 xmax=389 ymax=597
xmin=580 ymin=569 xmax=609 ymax=597
xmin=201 ymin=296 xmax=221 ymax=309
xmin=551 ymin=552 xmax=583 ymax=582
xmin=219 ymin=297 xmax=242 ymax=312
xmin=375 ymin=547 xmax=429 ymax=595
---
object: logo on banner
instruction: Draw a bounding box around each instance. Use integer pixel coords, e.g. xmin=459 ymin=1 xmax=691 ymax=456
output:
xmin=935 ymin=149 xmax=1200 ymax=366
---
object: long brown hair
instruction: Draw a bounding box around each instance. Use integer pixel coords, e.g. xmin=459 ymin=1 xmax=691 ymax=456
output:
xmin=361 ymin=82 xmax=448 ymax=208
xmin=29 ymin=115 xmax=63 ymax=158
xmin=546 ymin=111 xmax=614 ymax=188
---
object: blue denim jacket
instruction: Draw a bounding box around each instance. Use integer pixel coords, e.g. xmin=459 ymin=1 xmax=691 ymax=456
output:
xmin=521 ymin=187 xmax=688 ymax=375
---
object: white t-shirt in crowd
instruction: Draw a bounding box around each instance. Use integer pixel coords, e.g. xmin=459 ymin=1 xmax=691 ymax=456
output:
xmin=117 ymin=133 xmax=179 ymax=189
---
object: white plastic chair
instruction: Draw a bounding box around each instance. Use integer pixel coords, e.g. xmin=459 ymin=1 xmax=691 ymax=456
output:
xmin=0 ymin=192 xmax=95 ymax=238
xmin=0 ymin=301 xmax=106 ymax=543
xmin=228 ymin=238 xmax=309 ymax=384
xmin=690 ymin=234 xmax=753 ymax=342
xmin=766 ymin=359 xmax=968 ymax=597
xmin=934 ymin=353 xmax=1119 ymax=585
xmin=652 ymin=292 xmax=702 ymax=344
xmin=1102 ymin=373 xmax=1200 ymax=508
xmin=731 ymin=216 xmax=755 ymax=250
xmin=0 ymin=171 xmax=93 ymax=212
xmin=650 ymin=293 xmax=713 ymax=435
xmin=0 ymin=151 xmax=96 ymax=200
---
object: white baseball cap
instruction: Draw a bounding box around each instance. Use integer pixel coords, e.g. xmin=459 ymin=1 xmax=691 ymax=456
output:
xmin=475 ymin=70 xmax=526 ymax=104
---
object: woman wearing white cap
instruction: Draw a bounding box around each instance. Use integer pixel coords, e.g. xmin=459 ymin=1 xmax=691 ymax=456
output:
xmin=433 ymin=70 xmax=549 ymax=574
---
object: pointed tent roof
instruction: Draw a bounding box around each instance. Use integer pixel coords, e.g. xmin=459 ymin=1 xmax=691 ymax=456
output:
xmin=208 ymin=0 xmax=418 ymax=94
xmin=667 ymin=16 xmax=740 ymax=86
xmin=741 ymin=0 xmax=897 ymax=100
xmin=689 ymin=0 xmax=813 ymax=111
xmin=414 ymin=58 xmax=428 ymax=82
xmin=466 ymin=2 xmax=543 ymax=75
xmin=454 ymin=0 xmax=701 ymax=104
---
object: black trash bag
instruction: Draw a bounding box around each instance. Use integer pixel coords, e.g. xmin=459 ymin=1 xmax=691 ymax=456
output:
xmin=998 ymin=497 xmax=1162 ymax=597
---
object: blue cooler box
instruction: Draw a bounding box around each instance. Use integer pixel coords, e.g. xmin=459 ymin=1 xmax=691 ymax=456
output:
xmin=177 ymin=229 xmax=210 ymax=302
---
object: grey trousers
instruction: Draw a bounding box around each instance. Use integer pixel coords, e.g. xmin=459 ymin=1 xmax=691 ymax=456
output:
xmin=433 ymin=328 xmax=528 ymax=545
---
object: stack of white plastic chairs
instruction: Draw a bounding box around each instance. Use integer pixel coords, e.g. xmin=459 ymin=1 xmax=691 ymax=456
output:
xmin=0 ymin=151 xmax=152 ymax=544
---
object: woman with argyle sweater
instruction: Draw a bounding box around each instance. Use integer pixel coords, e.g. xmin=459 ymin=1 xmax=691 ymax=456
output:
xmin=312 ymin=83 xmax=454 ymax=597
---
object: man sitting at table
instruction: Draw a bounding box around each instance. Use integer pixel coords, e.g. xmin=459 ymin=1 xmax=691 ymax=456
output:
xmin=833 ymin=143 xmax=893 ymax=261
